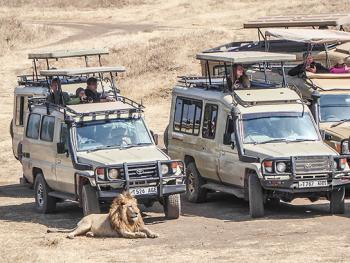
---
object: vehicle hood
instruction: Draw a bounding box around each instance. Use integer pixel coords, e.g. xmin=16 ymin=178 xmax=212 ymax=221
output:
xmin=76 ymin=145 xmax=169 ymax=166
xmin=320 ymin=122 xmax=350 ymax=139
xmin=244 ymin=141 xmax=338 ymax=159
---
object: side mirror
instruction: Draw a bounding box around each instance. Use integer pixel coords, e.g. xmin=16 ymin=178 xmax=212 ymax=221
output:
xmin=150 ymin=130 xmax=159 ymax=145
xmin=324 ymin=132 xmax=332 ymax=141
xmin=57 ymin=142 xmax=66 ymax=154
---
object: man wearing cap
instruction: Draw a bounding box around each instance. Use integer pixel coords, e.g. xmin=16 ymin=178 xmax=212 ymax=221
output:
xmin=288 ymin=52 xmax=329 ymax=76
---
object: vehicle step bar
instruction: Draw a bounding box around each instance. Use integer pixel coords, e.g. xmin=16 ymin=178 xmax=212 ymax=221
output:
xmin=48 ymin=191 xmax=76 ymax=201
xmin=201 ymin=183 xmax=244 ymax=199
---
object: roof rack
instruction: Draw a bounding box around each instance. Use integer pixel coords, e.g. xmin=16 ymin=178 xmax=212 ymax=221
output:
xmin=244 ymin=14 xmax=350 ymax=29
xmin=28 ymin=49 xmax=109 ymax=60
xmin=28 ymin=95 xmax=144 ymax=122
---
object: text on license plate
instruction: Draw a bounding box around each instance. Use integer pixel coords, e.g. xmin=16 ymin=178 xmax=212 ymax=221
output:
xmin=298 ymin=180 xmax=328 ymax=188
xmin=130 ymin=187 xmax=158 ymax=196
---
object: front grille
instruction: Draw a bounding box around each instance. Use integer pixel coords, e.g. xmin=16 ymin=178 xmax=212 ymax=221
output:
xmin=125 ymin=163 xmax=158 ymax=178
xmin=294 ymin=156 xmax=332 ymax=174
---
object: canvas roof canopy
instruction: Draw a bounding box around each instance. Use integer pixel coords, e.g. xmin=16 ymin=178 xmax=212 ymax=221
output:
xmin=40 ymin=66 xmax=126 ymax=76
xmin=265 ymin=29 xmax=350 ymax=44
xmin=28 ymin=49 xmax=109 ymax=59
xmin=196 ymin=51 xmax=296 ymax=64
xmin=244 ymin=14 xmax=350 ymax=29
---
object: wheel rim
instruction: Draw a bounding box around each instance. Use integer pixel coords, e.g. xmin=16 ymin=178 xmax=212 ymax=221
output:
xmin=37 ymin=183 xmax=44 ymax=207
xmin=187 ymin=172 xmax=195 ymax=194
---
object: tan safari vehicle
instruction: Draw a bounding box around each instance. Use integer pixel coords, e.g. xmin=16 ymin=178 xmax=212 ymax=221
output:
xmin=165 ymin=51 xmax=350 ymax=218
xmin=290 ymin=73 xmax=350 ymax=155
xmin=15 ymin=66 xmax=185 ymax=218
xmin=11 ymin=48 xmax=109 ymax=163
xmin=202 ymin=14 xmax=350 ymax=78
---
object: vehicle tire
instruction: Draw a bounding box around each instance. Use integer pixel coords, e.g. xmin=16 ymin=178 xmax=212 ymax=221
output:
xmin=330 ymin=187 xmax=345 ymax=214
xmin=163 ymin=125 xmax=169 ymax=149
xmin=81 ymin=184 xmax=101 ymax=216
xmin=34 ymin=173 xmax=56 ymax=213
xmin=9 ymin=119 xmax=13 ymax=139
xmin=248 ymin=172 xmax=264 ymax=218
xmin=163 ymin=194 xmax=181 ymax=219
xmin=186 ymin=162 xmax=207 ymax=203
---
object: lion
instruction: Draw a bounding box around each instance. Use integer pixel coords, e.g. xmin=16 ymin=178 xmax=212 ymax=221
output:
xmin=47 ymin=192 xmax=158 ymax=239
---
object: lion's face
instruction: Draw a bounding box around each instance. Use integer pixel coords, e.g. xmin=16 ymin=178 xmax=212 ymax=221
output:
xmin=123 ymin=200 xmax=141 ymax=223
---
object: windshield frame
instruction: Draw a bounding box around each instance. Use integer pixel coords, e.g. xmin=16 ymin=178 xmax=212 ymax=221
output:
xmin=240 ymin=111 xmax=321 ymax=145
xmin=319 ymin=93 xmax=350 ymax=123
xmin=72 ymin=117 xmax=154 ymax=152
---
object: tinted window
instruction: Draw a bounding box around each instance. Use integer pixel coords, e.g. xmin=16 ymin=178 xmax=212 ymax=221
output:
xmin=40 ymin=116 xmax=55 ymax=142
xmin=202 ymin=104 xmax=218 ymax=139
xmin=15 ymin=96 xmax=25 ymax=126
xmin=26 ymin=113 xmax=41 ymax=139
xmin=173 ymin=97 xmax=202 ymax=135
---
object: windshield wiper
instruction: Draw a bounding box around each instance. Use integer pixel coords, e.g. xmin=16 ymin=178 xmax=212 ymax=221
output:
xmin=331 ymin=119 xmax=350 ymax=128
xmin=293 ymin=139 xmax=318 ymax=142
xmin=87 ymin=145 xmax=117 ymax=153
xmin=258 ymin=138 xmax=288 ymax=144
xmin=119 ymin=142 xmax=152 ymax=149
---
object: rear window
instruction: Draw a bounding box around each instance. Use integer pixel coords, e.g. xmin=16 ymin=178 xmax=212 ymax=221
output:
xmin=40 ymin=116 xmax=55 ymax=142
xmin=26 ymin=113 xmax=41 ymax=139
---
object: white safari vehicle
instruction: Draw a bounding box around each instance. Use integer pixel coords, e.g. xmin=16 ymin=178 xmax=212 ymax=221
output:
xmin=14 ymin=65 xmax=185 ymax=218
xmin=165 ymin=51 xmax=350 ymax=218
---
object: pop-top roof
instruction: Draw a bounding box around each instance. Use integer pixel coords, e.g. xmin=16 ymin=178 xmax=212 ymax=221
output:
xmin=234 ymin=88 xmax=301 ymax=104
xmin=40 ymin=66 xmax=126 ymax=76
xmin=196 ymin=51 xmax=296 ymax=63
xmin=265 ymin=29 xmax=350 ymax=44
xmin=28 ymin=49 xmax=109 ymax=59
xmin=244 ymin=14 xmax=350 ymax=29
xmin=306 ymin=72 xmax=350 ymax=90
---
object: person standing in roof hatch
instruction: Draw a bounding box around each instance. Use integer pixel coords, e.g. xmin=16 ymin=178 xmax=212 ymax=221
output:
xmin=288 ymin=52 xmax=329 ymax=76
xmin=84 ymin=77 xmax=115 ymax=103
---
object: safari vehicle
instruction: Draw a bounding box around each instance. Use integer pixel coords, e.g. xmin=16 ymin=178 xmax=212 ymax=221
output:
xmin=17 ymin=67 xmax=185 ymax=218
xmin=11 ymin=49 xmax=109 ymax=161
xmin=201 ymin=14 xmax=350 ymax=77
xmin=291 ymin=72 xmax=350 ymax=155
xmin=165 ymin=51 xmax=350 ymax=218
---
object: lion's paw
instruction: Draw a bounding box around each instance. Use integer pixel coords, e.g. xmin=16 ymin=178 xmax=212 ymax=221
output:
xmin=135 ymin=232 xmax=147 ymax=238
xmin=148 ymin=233 xmax=159 ymax=239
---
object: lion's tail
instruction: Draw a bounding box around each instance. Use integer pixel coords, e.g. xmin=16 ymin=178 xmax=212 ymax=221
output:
xmin=47 ymin=227 xmax=77 ymax=233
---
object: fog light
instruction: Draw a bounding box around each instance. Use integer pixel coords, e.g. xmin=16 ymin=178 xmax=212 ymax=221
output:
xmin=276 ymin=162 xmax=287 ymax=173
xmin=161 ymin=164 xmax=169 ymax=175
xmin=108 ymin=168 xmax=120 ymax=179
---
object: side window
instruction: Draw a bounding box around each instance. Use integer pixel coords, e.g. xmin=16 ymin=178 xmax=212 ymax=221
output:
xmin=40 ymin=116 xmax=55 ymax=142
xmin=60 ymin=123 xmax=68 ymax=150
xmin=202 ymin=104 xmax=218 ymax=139
xmin=26 ymin=113 xmax=41 ymax=139
xmin=224 ymin=115 xmax=235 ymax=144
xmin=173 ymin=97 xmax=202 ymax=135
xmin=15 ymin=96 xmax=25 ymax=126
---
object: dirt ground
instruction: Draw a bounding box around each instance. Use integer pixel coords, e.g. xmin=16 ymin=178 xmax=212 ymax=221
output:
xmin=1 ymin=0 xmax=350 ymax=262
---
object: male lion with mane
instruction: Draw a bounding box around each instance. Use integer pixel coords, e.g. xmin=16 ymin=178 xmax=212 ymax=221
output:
xmin=47 ymin=192 xmax=158 ymax=239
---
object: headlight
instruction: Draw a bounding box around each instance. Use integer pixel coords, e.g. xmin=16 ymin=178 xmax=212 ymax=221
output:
xmin=342 ymin=140 xmax=350 ymax=154
xmin=276 ymin=162 xmax=287 ymax=173
xmin=108 ymin=168 xmax=120 ymax=179
xmin=96 ymin=167 xmax=105 ymax=180
xmin=161 ymin=164 xmax=169 ymax=175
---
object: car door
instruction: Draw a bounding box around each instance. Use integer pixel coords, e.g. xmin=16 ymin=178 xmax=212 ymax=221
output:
xmin=218 ymin=112 xmax=244 ymax=187
xmin=195 ymin=102 xmax=221 ymax=181
xmin=55 ymin=123 xmax=76 ymax=194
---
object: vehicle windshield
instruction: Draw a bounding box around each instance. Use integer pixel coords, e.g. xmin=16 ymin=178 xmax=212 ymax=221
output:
xmin=320 ymin=94 xmax=350 ymax=122
xmin=242 ymin=112 xmax=319 ymax=144
xmin=76 ymin=118 xmax=152 ymax=151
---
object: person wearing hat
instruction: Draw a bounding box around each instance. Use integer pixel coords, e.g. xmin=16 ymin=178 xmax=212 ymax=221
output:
xmin=288 ymin=52 xmax=329 ymax=77
xmin=330 ymin=58 xmax=350 ymax=74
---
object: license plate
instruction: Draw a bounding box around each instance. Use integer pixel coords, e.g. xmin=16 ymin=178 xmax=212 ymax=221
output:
xmin=298 ymin=180 xmax=328 ymax=188
xmin=129 ymin=186 xmax=158 ymax=196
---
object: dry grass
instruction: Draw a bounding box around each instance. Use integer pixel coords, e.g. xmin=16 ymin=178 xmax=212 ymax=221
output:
xmin=0 ymin=0 xmax=145 ymax=8
xmin=0 ymin=16 xmax=53 ymax=56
